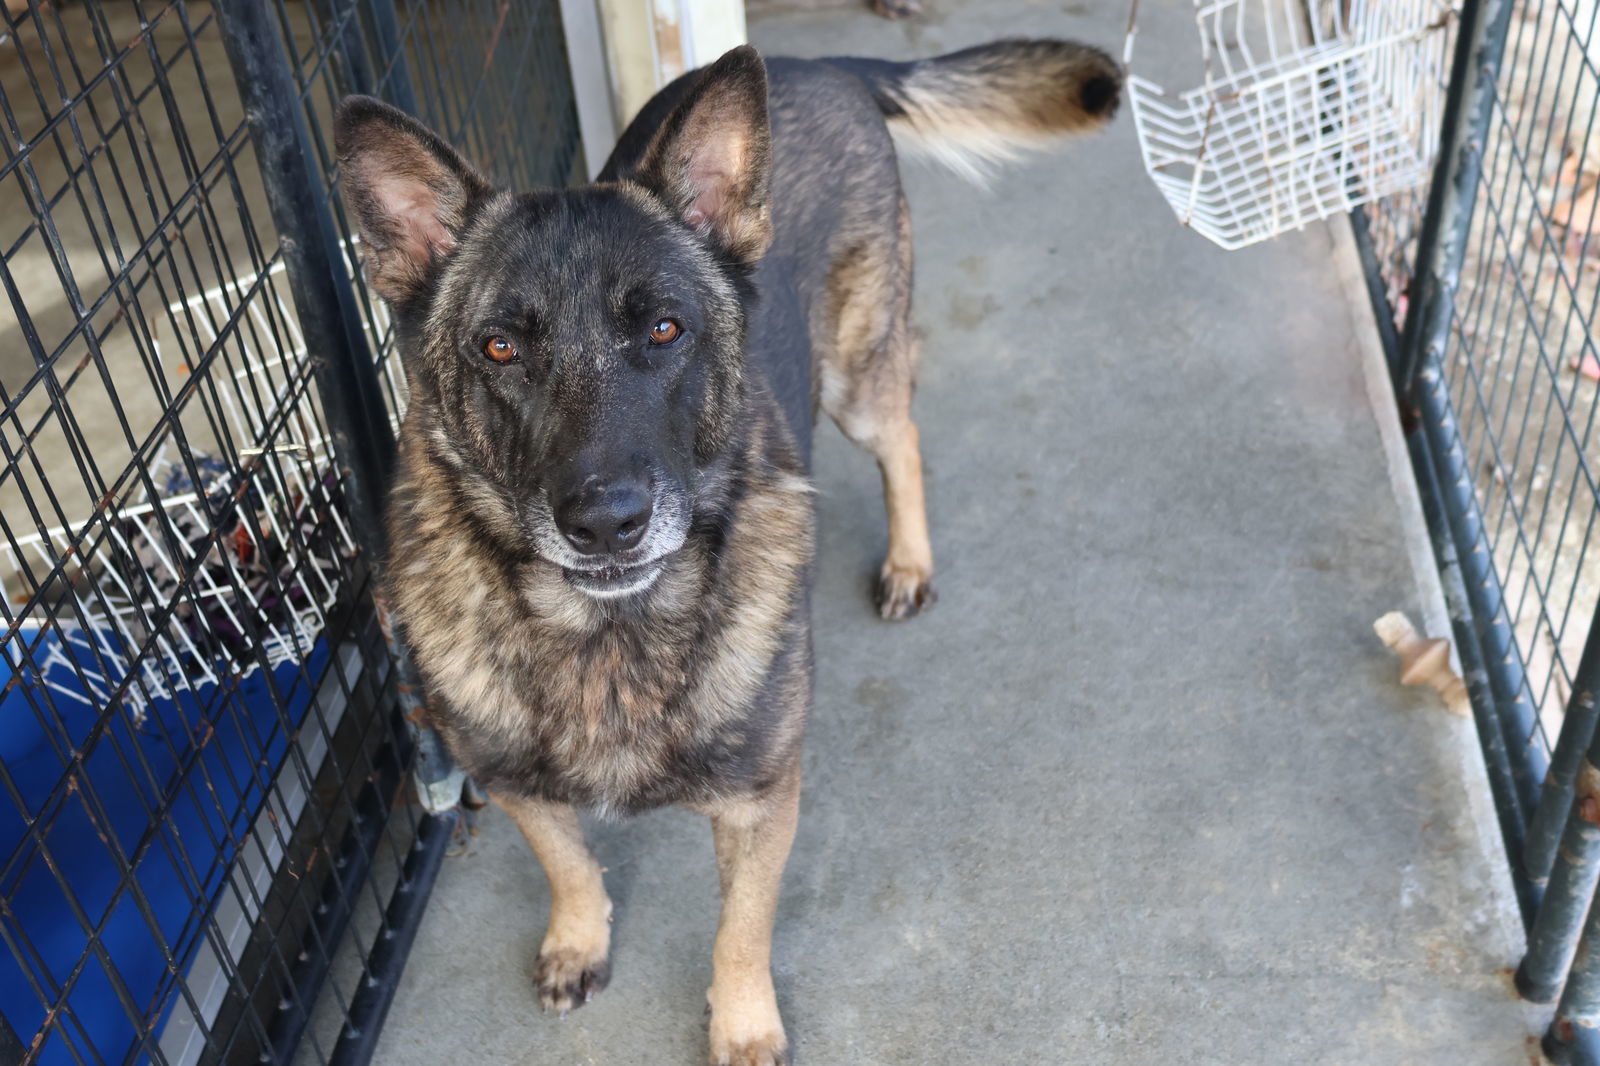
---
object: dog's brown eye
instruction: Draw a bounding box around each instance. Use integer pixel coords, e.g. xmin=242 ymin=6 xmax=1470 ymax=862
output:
xmin=649 ymin=319 xmax=681 ymax=345
xmin=482 ymin=336 xmax=516 ymax=363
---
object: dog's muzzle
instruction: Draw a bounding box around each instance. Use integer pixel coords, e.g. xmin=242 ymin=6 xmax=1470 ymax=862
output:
xmin=529 ymin=478 xmax=689 ymax=598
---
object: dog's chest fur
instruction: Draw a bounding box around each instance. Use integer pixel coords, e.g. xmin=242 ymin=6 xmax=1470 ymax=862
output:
xmin=387 ymin=401 xmax=815 ymax=813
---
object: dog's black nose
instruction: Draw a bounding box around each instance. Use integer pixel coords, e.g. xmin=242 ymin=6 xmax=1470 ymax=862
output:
xmin=556 ymin=483 xmax=653 ymax=556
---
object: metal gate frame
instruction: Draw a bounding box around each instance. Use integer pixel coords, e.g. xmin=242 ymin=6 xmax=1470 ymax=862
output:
xmin=1352 ymin=0 xmax=1600 ymax=1060
xmin=214 ymin=10 xmax=461 ymax=1065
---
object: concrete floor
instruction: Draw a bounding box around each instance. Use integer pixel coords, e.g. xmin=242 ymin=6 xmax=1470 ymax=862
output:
xmin=368 ymin=0 xmax=1539 ymax=1062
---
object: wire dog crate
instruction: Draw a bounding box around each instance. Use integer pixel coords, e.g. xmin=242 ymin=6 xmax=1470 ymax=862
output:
xmin=1126 ymin=0 xmax=1457 ymax=249
xmin=1 ymin=253 xmax=397 ymax=728
xmin=0 ymin=2 xmax=578 ymax=1065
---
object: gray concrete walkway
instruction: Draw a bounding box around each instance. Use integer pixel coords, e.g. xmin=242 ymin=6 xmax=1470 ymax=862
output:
xmin=370 ymin=1 xmax=1537 ymax=1062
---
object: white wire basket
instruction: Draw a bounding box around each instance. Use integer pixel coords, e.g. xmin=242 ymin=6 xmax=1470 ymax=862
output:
xmin=2 ymin=250 xmax=402 ymax=724
xmin=1125 ymin=0 xmax=1457 ymax=250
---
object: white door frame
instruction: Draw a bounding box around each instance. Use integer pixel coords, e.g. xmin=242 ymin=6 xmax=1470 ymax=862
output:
xmin=560 ymin=0 xmax=748 ymax=177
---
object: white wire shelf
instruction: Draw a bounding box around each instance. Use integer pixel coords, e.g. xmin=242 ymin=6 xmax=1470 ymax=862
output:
xmin=1127 ymin=0 xmax=1457 ymax=249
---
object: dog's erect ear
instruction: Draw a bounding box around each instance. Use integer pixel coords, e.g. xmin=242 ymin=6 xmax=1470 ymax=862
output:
xmin=635 ymin=46 xmax=773 ymax=265
xmin=334 ymin=96 xmax=491 ymax=303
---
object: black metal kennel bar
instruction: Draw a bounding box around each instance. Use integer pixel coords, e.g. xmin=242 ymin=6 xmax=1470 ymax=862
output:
xmin=0 ymin=2 xmax=579 ymax=1065
xmin=216 ymin=0 xmax=396 ymax=554
xmin=217 ymin=4 xmax=464 ymax=1058
xmin=1355 ymin=0 xmax=1600 ymax=1058
xmin=1362 ymin=0 xmax=1543 ymax=917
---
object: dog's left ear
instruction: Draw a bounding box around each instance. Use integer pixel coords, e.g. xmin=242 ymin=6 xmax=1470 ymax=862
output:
xmin=636 ymin=46 xmax=773 ymax=266
xmin=334 ymin=95 xmax=493 ymax=304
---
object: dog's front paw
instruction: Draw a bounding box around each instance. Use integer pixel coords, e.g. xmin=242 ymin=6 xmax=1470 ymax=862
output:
xmin=708 ymin=984 xmax=788 ymax=1066
xmin=709 ymin=1021 xmax=789 ymax=1066
xmin=875 ymin=561 xmax=936 ymax=620
xmin=534 ymin=945 xmax=610 ymax=1015
xmin=709 ymin=1032 xmax=789 ymax=1066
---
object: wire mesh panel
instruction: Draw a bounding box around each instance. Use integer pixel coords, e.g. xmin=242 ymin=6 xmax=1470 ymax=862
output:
xmin=1359 ymin=0 xmax=1600 ymax=868
xmin=0 ymin=2 xmax=578 ymax=1065
xmin=1442 ymin=0 xmax=1600 ymax=762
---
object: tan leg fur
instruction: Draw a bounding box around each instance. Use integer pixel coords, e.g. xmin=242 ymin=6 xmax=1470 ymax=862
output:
xmin=494 ymin=792 xmax=614 ymax=1014
xmin=819 ymin=193 xmax=937 ymax=619
xmin=699 ymin=765 xmax=801 ymax=1066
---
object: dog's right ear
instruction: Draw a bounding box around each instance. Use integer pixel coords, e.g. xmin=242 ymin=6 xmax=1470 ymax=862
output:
xmin=334 ymin=96 xmax=491 ymax=304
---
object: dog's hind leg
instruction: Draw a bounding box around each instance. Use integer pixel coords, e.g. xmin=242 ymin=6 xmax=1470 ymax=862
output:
xmin=869 ymin=402 xmax=934 ymax=619
xmin=703 ymin=765 xmax=801 ymax=1066
xmin=494 ymin=792 xmax=613 ymax=1014
xmin=821 ymin=193 xmax=936 ymax=620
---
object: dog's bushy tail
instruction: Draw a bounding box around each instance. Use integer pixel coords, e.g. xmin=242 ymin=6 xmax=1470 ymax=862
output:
xmin=825 ymin=39 xmax=1122 ymax=184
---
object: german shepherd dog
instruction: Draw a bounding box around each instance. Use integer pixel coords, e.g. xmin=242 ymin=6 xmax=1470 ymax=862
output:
xmin=335 ymin=37 xmax=1118 ymax=1065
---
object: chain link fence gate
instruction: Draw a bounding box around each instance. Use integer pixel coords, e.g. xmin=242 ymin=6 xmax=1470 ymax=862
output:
xmin=0 ymin=2 xmax=578 ymax=1064
xmin=1353 ymin=0 xmax=1600 ymax=1061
